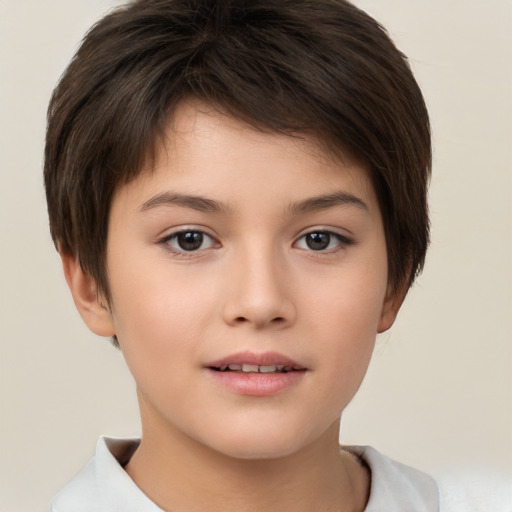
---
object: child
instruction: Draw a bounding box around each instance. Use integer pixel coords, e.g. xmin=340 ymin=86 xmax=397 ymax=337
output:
xmin=44 ymin=0 xmax=437 ymax=510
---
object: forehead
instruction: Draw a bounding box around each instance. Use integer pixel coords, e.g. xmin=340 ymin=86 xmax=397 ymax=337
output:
xmin=115 ymin=100 xmax=378 ymax=214
xmin=166 ymin=100 xmax=362 ymax=171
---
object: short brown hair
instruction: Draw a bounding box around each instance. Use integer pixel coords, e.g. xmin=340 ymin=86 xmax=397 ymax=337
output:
xmin=44 ymin=0 xmax=431 ymax=301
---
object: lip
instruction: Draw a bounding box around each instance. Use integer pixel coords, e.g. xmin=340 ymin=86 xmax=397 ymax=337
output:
xmin=206 ymin=350 xmax=306 ymax=370
xmin=204 ymin=351 xmax=307 ymax=396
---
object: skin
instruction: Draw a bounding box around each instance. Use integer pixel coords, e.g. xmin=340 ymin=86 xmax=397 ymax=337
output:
xmin=62 ymin=100 xmax=405 ymax=512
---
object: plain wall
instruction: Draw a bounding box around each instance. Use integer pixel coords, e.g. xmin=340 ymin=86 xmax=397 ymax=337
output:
xmin=0 ymin=1 xmax=510 ymax=510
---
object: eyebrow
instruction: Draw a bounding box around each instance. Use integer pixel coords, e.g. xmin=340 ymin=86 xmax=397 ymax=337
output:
xmin=289 ymin=191 xmax=369 ymax=214
xmin=139 ymin=192 xmax=230 ymax=214
xmin=139 ymin=190 xmax=368 ymax=215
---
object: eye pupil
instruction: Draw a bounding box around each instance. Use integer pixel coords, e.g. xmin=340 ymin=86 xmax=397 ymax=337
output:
xmin=177 ymin=231 xmax=203 ymax=251
xmin=306 ymin=232 xmax=330 ymax=250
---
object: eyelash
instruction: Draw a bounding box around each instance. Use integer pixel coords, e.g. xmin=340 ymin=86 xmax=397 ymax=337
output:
xmin=159 ymin=229 xmax=219 ymax=257
xmin=158 ymin=228 xmax=353 ymax=256
xmin=294 ymin=230 xmax=353 ymax=253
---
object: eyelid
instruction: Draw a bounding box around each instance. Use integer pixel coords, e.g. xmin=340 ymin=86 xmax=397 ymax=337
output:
xmin=157 ymin=224 xmax=217 ymax=241
xmin=158 ymin=226 xmax=220 ymax=255
xmin=293 ymin=228 xmax=354 ymax=251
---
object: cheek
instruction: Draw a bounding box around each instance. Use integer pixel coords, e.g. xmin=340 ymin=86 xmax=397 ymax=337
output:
xmin=301 ymin=257 xmax=387 ymax=404
xmin=304 ymin=252 xmax=388 ymax=340
xmin=107 ymin=258 xmax=218 ymax=375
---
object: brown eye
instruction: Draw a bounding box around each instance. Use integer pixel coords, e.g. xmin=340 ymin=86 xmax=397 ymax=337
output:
xmin=164 ymin=230 xmax=216 ymax=253
xmin=305 ymin=232 xmax=331 ymax=250
xmin=176 ymin=231 xmax=204 ymax=251
xmin=295 ymin=230 xmax=352 ymax=252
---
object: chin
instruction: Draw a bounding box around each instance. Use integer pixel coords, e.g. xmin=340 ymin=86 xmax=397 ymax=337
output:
xmin=200 ymin=422 xmax=321 ymax=461
xmin=214 ymin=439 xmax=305 ymax=461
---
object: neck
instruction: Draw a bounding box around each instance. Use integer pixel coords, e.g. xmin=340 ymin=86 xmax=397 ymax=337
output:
xmin=125 ymin=396 xmax=369 ymax=512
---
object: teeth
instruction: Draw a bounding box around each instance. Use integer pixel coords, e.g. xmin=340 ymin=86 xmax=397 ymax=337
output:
xmin=242 ymin=364 xmax=259 ymax=373
xmin=219 ymin=364 xmax=295 ymax=373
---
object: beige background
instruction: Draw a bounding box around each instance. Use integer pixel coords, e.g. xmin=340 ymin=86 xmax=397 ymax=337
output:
xmin=0 ymin=1 xmax=511 ymax=510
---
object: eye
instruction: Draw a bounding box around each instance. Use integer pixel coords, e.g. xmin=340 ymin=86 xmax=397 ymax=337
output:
xmin=295 ymin=231 xmax=351 ymax=252
xmin=162 ymin=230 xmax=217 ymax=253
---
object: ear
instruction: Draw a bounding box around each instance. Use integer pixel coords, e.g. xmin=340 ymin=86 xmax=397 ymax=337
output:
xmin=60 ymin=252 xmax=115 ymax=337
xmin=377 ymin=283 xmax=408 ymax=334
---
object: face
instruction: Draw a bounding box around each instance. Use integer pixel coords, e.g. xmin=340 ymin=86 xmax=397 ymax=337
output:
xmin=95 ymin=101 xmax=399 ymax=459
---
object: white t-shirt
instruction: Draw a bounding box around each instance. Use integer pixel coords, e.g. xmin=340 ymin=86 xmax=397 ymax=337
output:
xmin=49 ymin=436 xmax=509 ymax=511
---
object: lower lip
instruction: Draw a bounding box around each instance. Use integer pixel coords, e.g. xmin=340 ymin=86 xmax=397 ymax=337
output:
xmin=205 ymin=369 xmax=306 ymax=396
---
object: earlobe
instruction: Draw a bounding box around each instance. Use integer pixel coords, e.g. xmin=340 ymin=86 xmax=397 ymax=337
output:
xmin=377 ymin=285 xmax=408 ymax=334
xmin=60 ymin=252 xmax=116 ymax=337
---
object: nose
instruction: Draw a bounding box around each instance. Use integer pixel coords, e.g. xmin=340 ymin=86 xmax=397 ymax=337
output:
xmin=222 ymin=245 xmax=296 ymax=330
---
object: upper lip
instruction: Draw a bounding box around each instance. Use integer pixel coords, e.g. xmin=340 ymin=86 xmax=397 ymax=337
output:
xmin=205 ymin=351 xmax=306 ymax=370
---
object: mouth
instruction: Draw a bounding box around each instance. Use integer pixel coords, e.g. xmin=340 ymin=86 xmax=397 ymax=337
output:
xmin=205 ymin=351 xmax=307 ymax=373
xmin=210 ymin=363 xmax=304 ymax=374
xmin=204 ymin=351 xmax=307 ymax=396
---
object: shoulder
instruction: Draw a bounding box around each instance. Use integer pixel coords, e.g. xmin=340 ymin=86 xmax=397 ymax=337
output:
xmin=49 ymin=436 xmax=163 ymax=512
xmin=345 ymin=445 xmax=439 ymax=512
xmin=347 ymin=445 xmax=512 ymax=512
xmin=434 ymin=467 xmax=512 ymax=512
xmin=49 ymin=455 xmax=100 ymax=512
